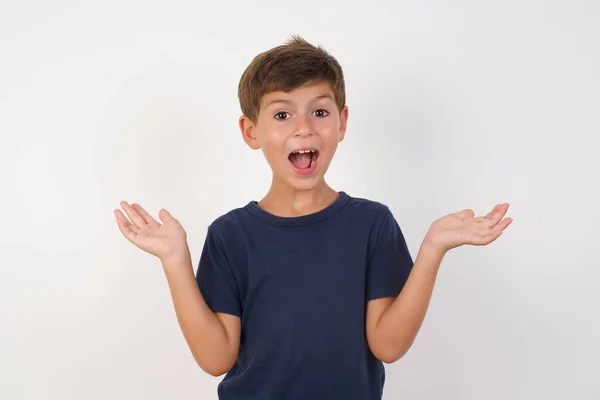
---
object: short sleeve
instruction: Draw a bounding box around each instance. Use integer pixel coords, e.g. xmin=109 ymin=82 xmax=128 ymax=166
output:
xmin=366 ymin=208 xmax=414 ymax=301
xmin=195 ymin=226 xmax=242 ymax=317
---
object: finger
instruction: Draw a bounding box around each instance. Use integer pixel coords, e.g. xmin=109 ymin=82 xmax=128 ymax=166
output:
xmin=119 ymin=201 xmax=147 ymax=229
xmin=114 ymin=209 xmax=139 ymax=241
xmin=114 ymin=209 xmax=139 ymax=233
xmin=484 ymin=205 xmax=499 ymax=219
xmin=481 ymin=216 xmax=513 ymax=237
xmin=483 ymin=203 xmax=510 ymax=227
xmin=479 ymin=230 xmax=503 ymax=245
xmin=468 ymin=226 xmax=503 ymax=246
xmin=498 ymin=216 xmax=513 ymax=231
xmin=131 ymin=203 xmax=160 ymax=226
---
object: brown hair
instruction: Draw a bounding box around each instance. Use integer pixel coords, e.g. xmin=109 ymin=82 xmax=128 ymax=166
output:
xmin=237 ymin=35 xmax=346 ymax=123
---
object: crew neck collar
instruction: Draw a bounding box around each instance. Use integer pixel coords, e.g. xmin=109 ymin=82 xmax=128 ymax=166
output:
xmin=245 ymin=191 xmax=350 ymax=226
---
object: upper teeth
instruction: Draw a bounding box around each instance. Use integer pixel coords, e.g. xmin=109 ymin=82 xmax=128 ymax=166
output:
xmin=293 ymin=150 xmax=314 ymax=154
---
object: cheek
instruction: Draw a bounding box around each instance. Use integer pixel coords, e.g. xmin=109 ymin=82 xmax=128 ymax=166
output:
xmin=318 ymin=123 xmax=341 ymax=144
xmin=257 ymin=131 xmax=287 ymax=163
xmin=260 ymin=134 xmax=286 ymax=152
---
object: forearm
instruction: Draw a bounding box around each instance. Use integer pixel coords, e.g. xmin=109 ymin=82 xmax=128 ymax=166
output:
xmin=374 ymin=243 xmax=445 ymax=362
xmin=161 ymin=253 xmax=236 ymax=375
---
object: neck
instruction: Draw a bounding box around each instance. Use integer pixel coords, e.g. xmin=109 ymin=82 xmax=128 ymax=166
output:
xmin=257 ymin=176 xmax=339 ymax=218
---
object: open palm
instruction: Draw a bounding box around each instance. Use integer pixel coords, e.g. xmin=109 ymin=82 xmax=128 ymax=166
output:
xmin=427 ymin=203 xmax=513 ymax=254
xmin=114 ymin=201 xmax=189 ymax=262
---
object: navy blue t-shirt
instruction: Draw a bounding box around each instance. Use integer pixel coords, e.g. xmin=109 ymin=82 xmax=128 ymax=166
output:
xmin=195 ymin=191 xmax=414 ymax=399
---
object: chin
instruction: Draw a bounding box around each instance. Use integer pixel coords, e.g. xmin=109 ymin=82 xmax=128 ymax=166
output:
xmin=287 ymin=176 xmax=323 ymax=191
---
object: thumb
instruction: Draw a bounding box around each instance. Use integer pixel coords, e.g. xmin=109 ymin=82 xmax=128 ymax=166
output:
xmin=457 ymin=209 xmax=475 ymax=219
xmin=158 ymin=208 xmax=175 ymax=223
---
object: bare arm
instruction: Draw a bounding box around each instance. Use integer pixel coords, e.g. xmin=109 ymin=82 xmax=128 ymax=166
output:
xmin=162 ymin=252 xmax=241 ymax=376
xmin=114 ymin=202 xmax=241 ymax=376
xmin=366 ymin=243 xmax=442 ymax=363
xmin=366 ymin=203 xmax=512 ymax=363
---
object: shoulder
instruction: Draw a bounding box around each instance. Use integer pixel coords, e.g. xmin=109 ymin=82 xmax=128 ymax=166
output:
xmin=345 ymin=193 xmax=390 ymax=213
xmin=341 ymin=193 xmax=408 ymax=250
xmin=205 ymin=204 xmax=252 ymax=238
xmin=343 ymin=192 xmax=394 ymax=227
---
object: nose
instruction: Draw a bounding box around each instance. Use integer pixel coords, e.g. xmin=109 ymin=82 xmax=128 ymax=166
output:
xmin=293 ymin=113 xmax=314 ymax=137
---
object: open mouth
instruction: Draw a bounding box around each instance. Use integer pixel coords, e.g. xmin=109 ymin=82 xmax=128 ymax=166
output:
xmin=288 ymin=149 xmax=319 ymax=173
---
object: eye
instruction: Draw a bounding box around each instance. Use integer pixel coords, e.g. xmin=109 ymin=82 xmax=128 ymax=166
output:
xmin=313 ymin=109 xmax=329 ymax=118
xmin=274 ymin=111 xmax=290 ymax=120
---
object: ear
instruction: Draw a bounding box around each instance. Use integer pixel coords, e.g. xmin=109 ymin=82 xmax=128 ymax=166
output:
xmin=239 ymin=115 xmax=260 ymax=150
xmin=338 ymin=106 xmax=349 ymax=143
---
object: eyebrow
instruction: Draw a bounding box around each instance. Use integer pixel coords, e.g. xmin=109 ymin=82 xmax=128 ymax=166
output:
xmin=264 ymin=94 xmax=334 ymax=108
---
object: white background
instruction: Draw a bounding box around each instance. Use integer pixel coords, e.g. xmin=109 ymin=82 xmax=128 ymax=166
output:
xmin=1 ymin=1 xmax=599 ymax=399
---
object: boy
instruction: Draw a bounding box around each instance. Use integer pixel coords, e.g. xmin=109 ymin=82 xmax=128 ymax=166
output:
xmin=114 ymin=36 xmax=512 ymax=399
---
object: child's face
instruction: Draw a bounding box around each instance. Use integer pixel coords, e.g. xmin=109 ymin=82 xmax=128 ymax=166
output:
xmin=239 ymin=81 xmax=348 ymax=191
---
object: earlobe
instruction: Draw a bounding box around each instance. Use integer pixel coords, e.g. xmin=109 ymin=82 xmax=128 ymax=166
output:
xmin=239 ymin=115 xmax=260 ymax=150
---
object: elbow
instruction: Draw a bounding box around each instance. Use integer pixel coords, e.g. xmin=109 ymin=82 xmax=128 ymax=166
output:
xmin=202 ymin=365 xmax=228 ymax=377
xmin=194 ymin=353 xmax=237 ymax=377
xmin=198 ymin=360 xmax=234 ymax=377
xmin=373 ymin=349 xmax=403 ymax=364
xmin=371 ymin=339 xmax=414 ymax=364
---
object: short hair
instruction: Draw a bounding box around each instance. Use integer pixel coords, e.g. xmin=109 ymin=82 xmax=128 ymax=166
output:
xmin=237 ymin=35 xmax=346 ymax=123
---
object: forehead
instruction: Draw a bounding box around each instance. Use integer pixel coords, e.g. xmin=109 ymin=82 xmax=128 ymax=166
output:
xmin=260 ymin=82 xmax=335 ymax=108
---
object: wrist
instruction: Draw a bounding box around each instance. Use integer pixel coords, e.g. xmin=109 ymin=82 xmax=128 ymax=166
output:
xmin=422 ymin=232 xmax=446 ymax=255
xmin=160 ymin=245 xmax=192 ymax=270
xmin=418 ymin=236 xmax=447 ymax=267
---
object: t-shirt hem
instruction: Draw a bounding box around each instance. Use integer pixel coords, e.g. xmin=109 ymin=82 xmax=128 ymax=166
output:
xmin=208 ymin=302 xmax=242 ymax=318
xmin=365 ymin=287 xmax=402 ymax=301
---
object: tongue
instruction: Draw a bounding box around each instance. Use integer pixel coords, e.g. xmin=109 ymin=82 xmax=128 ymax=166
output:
xmin=290 ymin=153 xmax=312 ymax=169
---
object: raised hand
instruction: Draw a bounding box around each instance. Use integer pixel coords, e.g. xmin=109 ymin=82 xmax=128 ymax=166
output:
xmin=114 ymin=201 xmax=190 ymax=263
xmin=425 ymin=203 xmax=513 ymax=255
